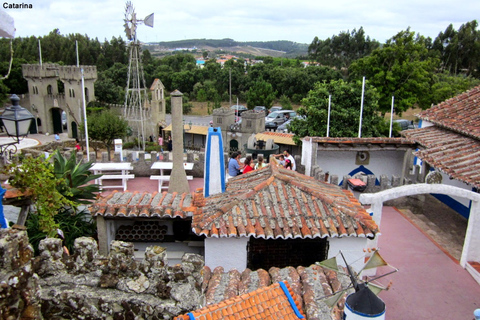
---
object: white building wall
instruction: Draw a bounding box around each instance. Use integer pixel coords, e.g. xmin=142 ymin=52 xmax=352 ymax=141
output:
xmin=317 ymin=150 xmax=406 ymax=184
xmin=205 ymin=237 xmax=249 ymax=271
xmin=328 ymin=237 xmax=369 ymax=272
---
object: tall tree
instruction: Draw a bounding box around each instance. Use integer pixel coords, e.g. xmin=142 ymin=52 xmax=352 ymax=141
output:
xmin=349 ymin=29 xmax=439 ymax=114
xmin=308 ymin=27 xmax=380 ymax=70
xmin=245 ymin=79 xmax=277 ymax=108
xmin=433 ymin=20 xmax=480 ymax=77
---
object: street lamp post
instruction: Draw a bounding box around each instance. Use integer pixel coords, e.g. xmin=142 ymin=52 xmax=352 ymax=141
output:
xmin=0 ymin=94 xmax=35 ymax=161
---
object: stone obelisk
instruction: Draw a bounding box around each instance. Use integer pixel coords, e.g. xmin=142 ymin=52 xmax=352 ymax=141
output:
xmin=168 ymin=90 xmax=190 ymax=193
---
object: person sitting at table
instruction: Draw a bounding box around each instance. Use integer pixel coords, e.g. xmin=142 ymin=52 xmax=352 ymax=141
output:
xmin=243 ymin=155 xmax=254 ymax=174
xmin=228 ymin=151 xmax=244 ymax=177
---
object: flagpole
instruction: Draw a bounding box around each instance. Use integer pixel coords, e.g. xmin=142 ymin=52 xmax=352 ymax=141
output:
xmin=389 ymin=95 xmax=395 ymax=138
xmin=81 ymin=68 xmax=90 ymax=161
xmin=358 ymin=76 xmax=365 ymax=138
xmin=326 ymin=94 xmax=331 ymax=137
xmin=38 ymin=39 xmax=42 ymax=66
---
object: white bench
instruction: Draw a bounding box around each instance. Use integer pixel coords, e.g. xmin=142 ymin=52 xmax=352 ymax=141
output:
xmin=150 ymin=175 xmax=193 ymax=191
xmin=98 ymin=174 xmax=135 ymax=191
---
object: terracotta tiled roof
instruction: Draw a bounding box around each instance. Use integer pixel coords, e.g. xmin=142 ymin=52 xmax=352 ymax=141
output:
xmin=256 ymin=132 xmax=296 ymax=145
xmin=416 ymin=85 xmax=480 ymax=139
xmin=197 ymin=264 xmax=351 ymax=320
xmin=310 ymin=137 xmax=414 ymax=146
xmin=402 ymin=126 xmax=480 ymax=188
xmin=193 ymin=164 xmax=378 ymax=239
xmin=89 ymin=190 xmax=197 ymax=219
xmin=149 ymin=78 xmax=164 ymax=90
xmin=174 ymin=280 xmax=306 ymax=320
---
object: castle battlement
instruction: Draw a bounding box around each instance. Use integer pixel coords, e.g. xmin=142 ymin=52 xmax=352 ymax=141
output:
xmin=57 ymin=65 xmax=97 ymax=81
xmin=22 ymin=64 xmax=59 ymax=79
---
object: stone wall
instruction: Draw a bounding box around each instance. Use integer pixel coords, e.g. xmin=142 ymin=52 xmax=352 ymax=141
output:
xmin=0 ymin=229 xmax=204 ymax=319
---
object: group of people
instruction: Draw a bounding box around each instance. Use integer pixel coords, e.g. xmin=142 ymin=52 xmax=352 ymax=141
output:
xmin=275 ymin=150 xmax=296 ymax=171
xmin=228 ymin=152 xmax=268 ymax=177
xmin=228 ymin=149 xmax=295 ymax=178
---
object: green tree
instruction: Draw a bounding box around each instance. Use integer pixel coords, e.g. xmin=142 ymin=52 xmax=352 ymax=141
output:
xmin=245 ymin=79 xmax=277 ymax=108
xmin=349 ymin=29 xmax=439 ymax=114
xmin=430 ymin=71 xmax=480 ymax=104
xmin=85 ymin=109 xmax=128 ymax=160
xmin=289 ymin=79 xmax=388 ymax=142
xmin=432 ymin=20 xmax=480 ymax=77
xmin=308 ymin=27 xmax=380 ymax=70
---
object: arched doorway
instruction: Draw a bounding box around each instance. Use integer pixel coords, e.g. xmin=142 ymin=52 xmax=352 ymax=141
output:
xmin=71 ymin=121 xmax=78 ymax=139
xmin=51 ymin=108 xmax=63 ymax=134
xmin=229 ymin=139 xmax=238 ymax=152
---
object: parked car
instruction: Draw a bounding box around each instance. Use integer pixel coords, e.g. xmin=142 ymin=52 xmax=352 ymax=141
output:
xmin=277 ymin=115 xmax=305 ymax=132
xmin=265 ymin=110 xmax=296 ymax=129
xmin=230 ymin=105 xmax=248 ymax=116
xmin=269 ymin=106 xmax=283 ymax=114
xmin=393 ymin=119 xmax=416 ymax=131
xmin=253 ymin=106 xmax=266 ymax=114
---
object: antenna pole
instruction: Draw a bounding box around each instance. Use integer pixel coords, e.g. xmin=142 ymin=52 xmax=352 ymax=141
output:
xmin=76 ymin=40 xmax=79 ymax=67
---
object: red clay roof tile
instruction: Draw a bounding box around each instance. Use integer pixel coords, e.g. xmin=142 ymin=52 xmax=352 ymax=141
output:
xmin=175 ymin=281 xmax=306 ymax=320
xmin=402 ymin=126 xmax=480 ymax=188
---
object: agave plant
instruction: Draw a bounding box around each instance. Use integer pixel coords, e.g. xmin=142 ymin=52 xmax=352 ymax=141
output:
xmin=53 ymin=150 xmax=102 ymax=205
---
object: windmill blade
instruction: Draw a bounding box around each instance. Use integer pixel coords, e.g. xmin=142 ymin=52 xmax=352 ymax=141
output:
xmin=317 ymin=256 xmax=339 ymax=271
xmin=144 ymin=13 xmax=154 ymax=27
xmin=366 ymin=283 xmax=386 ymax=295
xmin=324 ymin=291 xmax=346 ymax=308
xmin=362 ymin=250 xmax=388 ymax=271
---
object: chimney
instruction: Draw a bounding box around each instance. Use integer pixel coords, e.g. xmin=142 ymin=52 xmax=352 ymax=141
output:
xmin=204 ymin=127 xmax=226 ymax=197
xmin=168 ymin=90 xmax=190 ymax=194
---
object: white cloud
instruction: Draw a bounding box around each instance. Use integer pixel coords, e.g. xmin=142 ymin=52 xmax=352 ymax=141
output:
xmin=4 ymin=0 xmax=480 ymax=44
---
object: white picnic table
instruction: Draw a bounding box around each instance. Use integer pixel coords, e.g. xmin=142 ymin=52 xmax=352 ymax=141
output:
xmin=90 ymin=162 xmax=134 ymax=191
xmin=150 ymin=162 xmax=194 ymax=191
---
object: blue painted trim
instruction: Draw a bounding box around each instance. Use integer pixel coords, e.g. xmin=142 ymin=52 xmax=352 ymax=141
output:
xmin=345 ymin=301 xmax=386 ymax=317
xmin=187 ymin=312 xmax=196 ymax=320
xmin=204 ymin=127 xmax=225 ymax=197
xmin=278 ymin=282 xmax=305 ymax=319
xmin=339 ymin=165 xmax=379 ymax=186
xmin=431 ymin=193 xmax=470 ymax=219
xmin=0 ymin=185 xmax=7 ymax=228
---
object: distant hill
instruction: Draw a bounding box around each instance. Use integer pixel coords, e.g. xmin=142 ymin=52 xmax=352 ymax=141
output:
xmin=143 ymin=38 xmax=309 ymax=58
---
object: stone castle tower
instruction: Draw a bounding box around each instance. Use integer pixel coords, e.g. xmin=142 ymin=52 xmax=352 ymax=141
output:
xmin=212 ymin=108 xmax=265 ymax=153
xmin=21 ymin=64 xmax=97 ymax=138
xmin=149 ymin=78 xmax=167 ymax=136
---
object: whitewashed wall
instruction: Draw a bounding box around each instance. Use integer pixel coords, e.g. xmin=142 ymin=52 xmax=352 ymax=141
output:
xmin=205 ymin=237 xmax=249 ymax=271
xmin=328 ymin=237 xmax=369 ymax=273
xmin=316 ymin=150 xmax=406 ymax=185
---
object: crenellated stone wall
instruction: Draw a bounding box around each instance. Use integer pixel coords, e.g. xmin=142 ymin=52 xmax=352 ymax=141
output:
xmin=0 ymin=229 xmax=204 ymax=319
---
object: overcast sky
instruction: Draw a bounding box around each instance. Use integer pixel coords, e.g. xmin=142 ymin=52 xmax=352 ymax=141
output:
xmin=4 ymin=0 xmax=479 ymax=44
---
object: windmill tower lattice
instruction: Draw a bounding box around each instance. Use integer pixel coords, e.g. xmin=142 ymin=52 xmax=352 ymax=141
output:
xmin=123 ymin=1 xmax=154 ymax=150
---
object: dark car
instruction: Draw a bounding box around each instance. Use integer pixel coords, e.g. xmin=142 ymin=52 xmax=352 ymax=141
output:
xmin=277 ymin=115 xmax=305 ymax=132
xmin=393 ymin=119 xmax=416 ymax=130
xmin=230 ymin=105 xmax=248 ymax=116
xmin=253 ymin=106 xmax=266 ymax=114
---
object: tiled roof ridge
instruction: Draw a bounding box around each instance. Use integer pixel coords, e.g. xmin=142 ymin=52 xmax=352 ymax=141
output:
xmin=176 ymin=281 xmax=306 ymax=320
xmin=198 ymin=264 xmax=349 ymax=320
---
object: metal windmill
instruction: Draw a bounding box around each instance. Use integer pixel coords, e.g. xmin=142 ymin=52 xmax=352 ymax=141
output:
xmin=123 ymin=1 xmax=154 ymax=150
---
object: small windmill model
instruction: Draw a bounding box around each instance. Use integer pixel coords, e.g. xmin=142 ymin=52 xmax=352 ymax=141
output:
xmin=318 ymin=249 xmax=398 ymax=319
xmin=123 ymin=1 xmax=154 ymax=150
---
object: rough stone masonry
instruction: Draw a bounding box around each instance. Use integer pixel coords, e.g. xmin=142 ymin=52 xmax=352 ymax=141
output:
xmin=0 ymin=228 xmax=204 ymax=319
